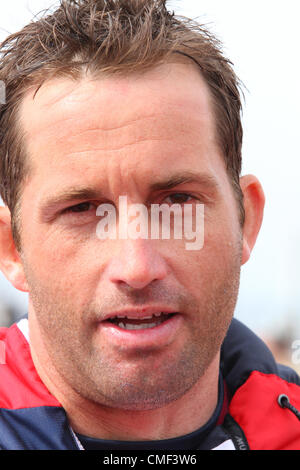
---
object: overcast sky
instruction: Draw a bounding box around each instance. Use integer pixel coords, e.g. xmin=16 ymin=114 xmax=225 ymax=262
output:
xmin=0 ymin=0 xmax=299 ymax=338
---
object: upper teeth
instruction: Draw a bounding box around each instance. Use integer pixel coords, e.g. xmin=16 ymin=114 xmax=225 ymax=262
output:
xmin=114 ymin=312 xmax=165 ymax=320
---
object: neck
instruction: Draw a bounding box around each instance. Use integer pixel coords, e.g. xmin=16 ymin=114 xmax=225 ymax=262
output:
xmin=29 ymin=318 xmax=220 ymax=441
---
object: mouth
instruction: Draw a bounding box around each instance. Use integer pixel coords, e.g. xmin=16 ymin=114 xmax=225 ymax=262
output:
xmin=106 ymin=312 xmax=177 ymax=330
xmin=97 ymin=308 xmax=182 ymax=349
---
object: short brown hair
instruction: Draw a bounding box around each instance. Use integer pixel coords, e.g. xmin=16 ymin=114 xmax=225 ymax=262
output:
xmin=0 ymin=0 xmax=244 ymax=250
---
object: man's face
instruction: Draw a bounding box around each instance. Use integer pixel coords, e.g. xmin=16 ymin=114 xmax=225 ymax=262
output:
xmin=18 ymin=61 xmax=243 ymax=410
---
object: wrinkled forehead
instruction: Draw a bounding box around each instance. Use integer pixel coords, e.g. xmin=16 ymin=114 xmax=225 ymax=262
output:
xmin=19 ymin=59 xmax=216 ymax=148
xmin=16 ymin=60 xmax=226 ymax=207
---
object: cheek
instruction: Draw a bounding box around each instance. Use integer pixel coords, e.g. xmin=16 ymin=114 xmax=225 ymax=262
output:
xmin=170 ymin=219 xmax=242 ymax=292
xmin=22 ymin=224 xmax=104 ymax=301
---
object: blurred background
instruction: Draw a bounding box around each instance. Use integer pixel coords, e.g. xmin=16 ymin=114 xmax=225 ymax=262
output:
xmin=0 ymin=0 xmax=299 ymax=372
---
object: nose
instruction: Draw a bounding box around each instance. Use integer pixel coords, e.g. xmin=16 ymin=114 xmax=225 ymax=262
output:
xmin=106 ymin=239 xmax=169 ymax=290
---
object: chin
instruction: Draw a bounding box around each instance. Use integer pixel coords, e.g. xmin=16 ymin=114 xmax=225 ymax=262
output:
xmin=101 ymin=390 xmax=185 ymax=412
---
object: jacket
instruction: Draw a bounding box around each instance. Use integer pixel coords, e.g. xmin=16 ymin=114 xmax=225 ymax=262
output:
xmin=0 ymin=316 xmax=299 ymax=450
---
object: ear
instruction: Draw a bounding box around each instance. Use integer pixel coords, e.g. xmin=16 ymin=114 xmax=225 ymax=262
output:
xmin=240 ymin=175 xmax=265 ymax=265
xmin=0 ymin=206 xmax=29 ymax=292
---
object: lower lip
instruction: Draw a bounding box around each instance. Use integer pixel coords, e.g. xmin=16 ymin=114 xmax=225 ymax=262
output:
xmin=97 ymin=314 xmax=182 ymax=349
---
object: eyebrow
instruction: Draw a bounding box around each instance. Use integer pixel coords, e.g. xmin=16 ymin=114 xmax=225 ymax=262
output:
xmin=39 ymin=187 xmax=104 ymax=221
xmin=39 ymin=171 xmax=219 ymax=220
xmin=149 ymin=171 xmax=220 ymax=192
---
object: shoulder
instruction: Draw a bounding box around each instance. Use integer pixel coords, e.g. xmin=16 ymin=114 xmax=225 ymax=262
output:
xmin=0 ymin=320 xmax=60 ymax=410
xmin=222 ymin=318 xmax=300 ymax=391
xmin=222 ymin=318 xmax=300 ymax=450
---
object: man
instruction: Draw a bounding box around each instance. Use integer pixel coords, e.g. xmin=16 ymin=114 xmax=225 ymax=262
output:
xmin=0 ymin=0 xmax=299 ymax=451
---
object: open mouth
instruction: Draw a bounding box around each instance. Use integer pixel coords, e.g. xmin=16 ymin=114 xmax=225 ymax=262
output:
xmin=98 ymin=310 xmax=182 ymax=348
xmin=106 ymin=312 xmax=177 ymax=330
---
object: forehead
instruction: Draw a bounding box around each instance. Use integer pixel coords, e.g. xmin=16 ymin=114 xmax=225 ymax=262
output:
xmin=18 ymin=60 xmax=221 ymax=189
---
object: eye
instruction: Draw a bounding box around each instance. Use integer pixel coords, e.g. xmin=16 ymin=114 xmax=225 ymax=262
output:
xmin=164 ymin=193 xmax=194 ymax=204
xmin=63 ymin=202 xmax=95 ymax=214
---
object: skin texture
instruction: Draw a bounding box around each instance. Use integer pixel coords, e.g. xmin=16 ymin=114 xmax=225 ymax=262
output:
xmin=0 ymin=59 xmax=265 ymax=440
